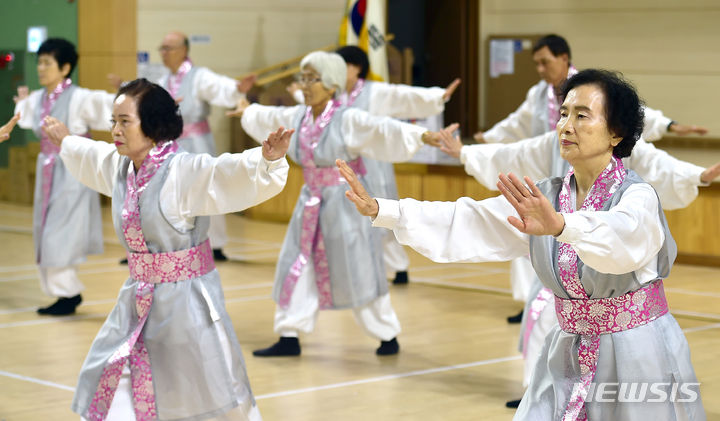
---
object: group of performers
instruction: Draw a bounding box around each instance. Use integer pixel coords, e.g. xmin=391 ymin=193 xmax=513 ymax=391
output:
xmin=1 ymin=32 xmax=714 ymax=420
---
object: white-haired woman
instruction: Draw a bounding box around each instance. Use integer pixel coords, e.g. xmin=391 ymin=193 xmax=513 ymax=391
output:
xmin=233 ymin=51 xmax=452 ymax=356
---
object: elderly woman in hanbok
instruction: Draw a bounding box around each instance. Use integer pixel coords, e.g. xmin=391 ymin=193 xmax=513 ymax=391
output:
xmin=440 ymin=114 xmax=720 ymax=408
xmin=340 ymin=69 xmax=704 ymax=420
xmin=42 ymin=78 xmax=292 ymax=421
xmin=13 ymin=38 xmax=116 ymax=315
xmin=235 ymin=50 xmax=450 ymax=357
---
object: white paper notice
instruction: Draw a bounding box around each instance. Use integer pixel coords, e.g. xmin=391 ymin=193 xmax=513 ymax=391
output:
xmin=489 ymin=39 xmax=515 ymax=78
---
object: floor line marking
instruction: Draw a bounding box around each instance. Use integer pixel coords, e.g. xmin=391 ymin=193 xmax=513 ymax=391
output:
xmin=0 ymin=370 xmax=76 ymax=392
xmin=255 ymin=355 xmax=522 ymax=400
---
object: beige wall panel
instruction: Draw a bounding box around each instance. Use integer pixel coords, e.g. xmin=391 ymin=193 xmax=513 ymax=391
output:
xmin=137 ymin=1 xmax=343 ymax=154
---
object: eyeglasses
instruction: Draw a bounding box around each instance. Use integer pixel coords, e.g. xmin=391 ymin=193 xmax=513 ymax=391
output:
xmin=158 ymin=45 xmax=182 ymax=53
xmin=297 ymin=75 xmax=322 ymax=85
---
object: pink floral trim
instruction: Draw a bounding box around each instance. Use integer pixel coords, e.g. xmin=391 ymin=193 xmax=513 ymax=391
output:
xmin=557 ymin=156 xmax=627 ymax=421
xmin=88 ymin=141 xmax=187 ymax=420
xmin=167 ymin=59 xmax=192 ymax=99
xmin=547 ymin=66 xmax=578 ymax=131
xmin=522 ymin=287 xmax=554 ymax=358
xmin=179 ymin=119 xmax=210 ymax=139
xmin=36 ymin=78 xmax=73 ymax=262
xmin=343 ymin=78 xmax=366 ymax=107
xmin=121 ymin=141 xmax=178 ymax=253
xmin=279 ymin=100 xmax=367 ymax=309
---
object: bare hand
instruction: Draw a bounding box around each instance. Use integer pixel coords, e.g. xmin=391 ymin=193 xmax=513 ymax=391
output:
xmin=226 ymin=97 xmax=250 ymax=117
xmin=336 ymin=158 xmax=379 ymax=218
xmin=497 ymin=173 xmax=565 ymax=236
xmin=438 ymin=125 xmax=463 ymax=158
xmin=422 ymin=122 xmax=460 ymax=147
xmin=669 ymin=123 xmax=708 ymax=136
xmin=262 ymin=127 xmax=294 ymax=161
xmin=0 ymin=113 xmax=20 ymax=143
xmin=236 ymin=74 xmax=257 ymax=94
xmin=41 ymin=116 xmax=70 ymax=147
xmin=701 ymin=162 xmax=720 ymax=184
xmin=473 ymin=130 xmax=485 ymax=143
xmin=13 ymin=86 xmax=29 ymax=104
xmin=442 ymin=78 xmax=461 ymax=102
xmin=107 ymin=73 xmax=124 ymax=90
xmin=286 ymin=81 xmax=301 ymax=95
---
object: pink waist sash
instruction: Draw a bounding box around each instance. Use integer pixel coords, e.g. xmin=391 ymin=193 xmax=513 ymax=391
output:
xmin=301 ymin=158 xmax=367 ymax=190
xmin=555 ymin=279 xmax=668 ymax=336
xmin=278 ymin=157 xmax=366 ymax=309
xmin=127 ymin=239 xmax=216 ymax=283
xmin=180 ymin=120 xmax=211 ymax=139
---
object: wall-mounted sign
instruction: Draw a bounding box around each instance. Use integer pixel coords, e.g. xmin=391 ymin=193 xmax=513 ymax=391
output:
xmin=27 ymin=26 xmax=47 ymax=53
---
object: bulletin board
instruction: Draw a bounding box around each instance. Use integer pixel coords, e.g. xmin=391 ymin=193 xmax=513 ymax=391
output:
xmin=484 ymin=34 xmax=544 ymax=128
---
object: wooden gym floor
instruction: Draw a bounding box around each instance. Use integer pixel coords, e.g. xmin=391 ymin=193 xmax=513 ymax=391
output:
xmin=0 ymin=202 xmax=718 ymax=420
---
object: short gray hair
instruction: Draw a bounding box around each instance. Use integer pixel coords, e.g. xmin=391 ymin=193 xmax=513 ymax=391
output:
xmin=300 ymin=51 xmax=347 ymax=98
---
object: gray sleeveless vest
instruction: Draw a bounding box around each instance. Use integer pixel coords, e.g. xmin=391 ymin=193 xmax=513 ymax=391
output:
xmin=275 ymin=105 xmax=387 ymax=309
xmin=31 ymin=85 xmax=103 ymax=267
xmin=529 ymin=170 xmax=676 ymax=300
xmin=74 ymin=148 xmax=256 ymax=419
xmin=160 ymin=67 xmax=216 ymax=155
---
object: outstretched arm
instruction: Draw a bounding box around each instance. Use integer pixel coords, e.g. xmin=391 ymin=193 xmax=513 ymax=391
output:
xmin=367 ymin=78 xmax=460 ymax=118
xmin=0 ymin=113 xmax=20 ymax=143
xmin=342 ymin=107 xmax=457 ymax=161
xmin=164 ymin=127 xmax=293 ymax=220
xmin=45 ymin=116 xmax=121 ymax=196
xmin=642 ymin=106 xmax=708 ymax=141
xmin=337 ymin=158 xmax=529 ymax=263
xmin=440 ymin=129 xmax=554 ymax=189
xmin=498 ymin=172 xmax=665 ymax=275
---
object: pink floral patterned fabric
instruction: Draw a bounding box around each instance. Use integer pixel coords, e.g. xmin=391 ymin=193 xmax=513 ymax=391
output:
xmin=179 ymin=119 xmax=210 ymax=139
xmin=36 ymin=78 xmax=72 ymax=262
xmin=87 ymin=140 xmax=212 ymax=420
xmin=547 ymin=66 xmax=578 ymax=131
xmin=343 ymin=78 xmax=366 ymax=107
xmin=279 ymin=100 xmax=366 ymax=309
xmin=166 ymin=59 xmax=192 ymax=99
xmin=128 ymin=239 xmax=215 ymax=284
xmin=522 ymin=286 xmax=554 ymax=358
xmin=555 ymin=156 xmax=670 ymax=421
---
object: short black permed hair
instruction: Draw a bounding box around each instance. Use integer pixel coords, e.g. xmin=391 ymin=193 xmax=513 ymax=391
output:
xmin=117 ymin=78 xmax=183 ymax=142
xmin=561 ymin=69 xmax=645 ymax=158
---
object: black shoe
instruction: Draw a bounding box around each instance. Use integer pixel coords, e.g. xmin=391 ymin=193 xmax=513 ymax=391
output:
xmin=37 ymin=294 xmax=82 ymax=316
xmin=392 ymin=271 xmax=408 ymax=285
xmin=507 ymin=309 xmax=524 ymax=324
xmin=119 ymin=257 xmax=128 ymax=265
xmin=213 ymin=248 xmax=228 ymax=262
xmin=253 ymin=337 xmax=301 ymax=357
xmin=376 ymin=337 xmax=400 ymax=355
xmin=505 ymin=398 xmax=522 ymax=408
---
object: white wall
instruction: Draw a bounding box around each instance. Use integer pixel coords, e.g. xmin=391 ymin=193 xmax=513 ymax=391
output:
xmin=137 ymin=0 xmax=345 ymax=153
